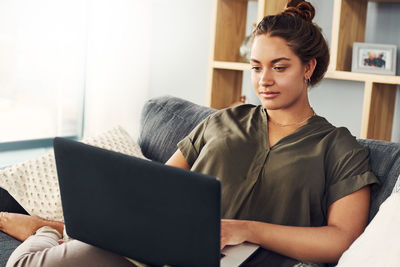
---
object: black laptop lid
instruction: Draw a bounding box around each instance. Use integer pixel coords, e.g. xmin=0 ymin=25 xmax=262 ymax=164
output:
xmin=54 ymin=137 xmax=221 ymax=267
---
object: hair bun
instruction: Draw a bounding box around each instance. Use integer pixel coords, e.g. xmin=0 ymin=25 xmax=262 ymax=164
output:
xmin=284 ymin=0 xmax=315 ymax=23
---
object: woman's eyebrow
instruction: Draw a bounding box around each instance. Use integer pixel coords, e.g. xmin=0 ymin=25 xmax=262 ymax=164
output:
xmin=271 ymin=57 xmax=290 ymax=64
xmin=250 ymin=57 xmax=291 ymax=64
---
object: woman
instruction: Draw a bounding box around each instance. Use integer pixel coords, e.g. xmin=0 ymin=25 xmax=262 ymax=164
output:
xmin=1 ymin=1 xmax=378 ymax=266
xmin=167 ymin=2 xmax=378 ymax=265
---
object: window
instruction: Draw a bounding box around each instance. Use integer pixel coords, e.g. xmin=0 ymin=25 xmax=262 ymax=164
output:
xmin=0 ymin=0 xmax=86 ymax=143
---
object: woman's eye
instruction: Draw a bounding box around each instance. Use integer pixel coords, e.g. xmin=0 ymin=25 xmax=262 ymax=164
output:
xmin=251 ymin=66 xmax=261 ymax=71
xmin=273 ymin=66 xmax=287 ymax=71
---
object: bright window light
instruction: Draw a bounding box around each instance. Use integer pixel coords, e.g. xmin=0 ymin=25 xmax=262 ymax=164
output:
xmin=0 ymin=0 xmax=87 ymax=143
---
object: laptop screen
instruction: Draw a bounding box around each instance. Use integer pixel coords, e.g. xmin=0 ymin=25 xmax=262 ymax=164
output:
xmin=54 ymin=137 xmax=221 ymax=267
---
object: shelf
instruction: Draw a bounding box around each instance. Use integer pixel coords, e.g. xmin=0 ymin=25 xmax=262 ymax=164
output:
xmin=213 ymin=61 xmax=251 ymax=71
xmin=325 ymin=71 xmax=400 ymax=85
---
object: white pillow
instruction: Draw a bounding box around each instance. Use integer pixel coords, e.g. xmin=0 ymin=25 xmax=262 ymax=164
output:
xmin=0 ymin=126 xmax=147 ymax=222
xmin=336 ymin=193 xmax=400 ymax=266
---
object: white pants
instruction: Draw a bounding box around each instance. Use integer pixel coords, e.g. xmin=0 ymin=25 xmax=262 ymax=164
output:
xmin=6 ymin=226 xmax=140 ymax=267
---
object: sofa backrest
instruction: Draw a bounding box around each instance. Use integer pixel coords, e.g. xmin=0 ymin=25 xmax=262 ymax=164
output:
xmin=138 ymin=95 xmax=215 ymax=163
xmin=138 ymin=96 xmax=400 ymax=223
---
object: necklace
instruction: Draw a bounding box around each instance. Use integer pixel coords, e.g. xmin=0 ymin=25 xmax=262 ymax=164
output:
xmin=268 ymin=108 xmax=316 ymax=127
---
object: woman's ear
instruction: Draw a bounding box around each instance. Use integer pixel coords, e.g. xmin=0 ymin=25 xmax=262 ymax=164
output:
xmin=305 ymin=58 xmax=317 ymax=79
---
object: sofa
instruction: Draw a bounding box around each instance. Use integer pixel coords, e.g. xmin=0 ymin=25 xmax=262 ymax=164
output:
xmin=1 ymin=95 xmax=400 ymax=266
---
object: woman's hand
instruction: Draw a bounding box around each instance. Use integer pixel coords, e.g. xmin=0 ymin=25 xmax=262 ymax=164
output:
xmin=220 ymin=219 xmax=251 ymax=249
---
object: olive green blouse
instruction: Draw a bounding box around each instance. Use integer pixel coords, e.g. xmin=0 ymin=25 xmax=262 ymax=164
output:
xmin=178 ymin=104 xmax=379 ymax=228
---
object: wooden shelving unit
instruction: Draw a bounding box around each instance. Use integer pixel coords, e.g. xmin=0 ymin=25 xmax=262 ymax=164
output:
xmin=328 ymin=0 xmax=400 ymax=141
xmin=207 ymin=0 xmax=400 ymax=141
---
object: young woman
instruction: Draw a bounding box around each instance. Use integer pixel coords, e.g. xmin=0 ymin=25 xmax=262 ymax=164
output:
xmin=1 ymin=1 xmax=378 ymax=266
xmin=165 ymin=1 xmax=378 ymax=265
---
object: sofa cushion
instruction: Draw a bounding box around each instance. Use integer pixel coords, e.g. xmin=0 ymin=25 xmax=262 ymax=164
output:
xmin=138 ymin=96 xmax=215 ymax=163
xmin=0 ymin=232 xmax=21 ymax=267
xmin=357 ymin=139 xmax=400 ymax=222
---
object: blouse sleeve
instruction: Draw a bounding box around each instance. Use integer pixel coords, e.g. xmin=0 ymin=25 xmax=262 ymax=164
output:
xmin=326 ymin=134 xmax=380 ymax=208
xmin=177 ymin=116 xmax=210 ymax=167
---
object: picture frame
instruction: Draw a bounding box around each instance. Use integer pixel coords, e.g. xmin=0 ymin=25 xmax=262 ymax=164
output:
xmin=351 ymin=42 xmax=397 ymax=75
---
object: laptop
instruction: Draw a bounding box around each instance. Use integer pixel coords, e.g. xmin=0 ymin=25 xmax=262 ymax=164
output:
xmin=54 ymin=137 xmax=259 ymax=267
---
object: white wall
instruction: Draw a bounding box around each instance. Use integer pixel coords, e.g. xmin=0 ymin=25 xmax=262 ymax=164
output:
xmin=83 ymin=0 xmax=152 ymax=140
xmin=83 ymin=0 xmax=213 ymax=140
xmin=147 ymin=0 xmax=212 ymax=105
xmin=81 ymin=0 xmax=213 ymax=139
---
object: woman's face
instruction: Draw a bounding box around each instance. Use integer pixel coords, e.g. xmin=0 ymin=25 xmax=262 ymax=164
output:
xmin=250 ymin=34 xmax=311 ymax=111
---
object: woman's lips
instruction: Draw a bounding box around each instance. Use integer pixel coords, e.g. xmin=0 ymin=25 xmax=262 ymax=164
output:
xmin=259 ymin=91 xmax=280 ymax=99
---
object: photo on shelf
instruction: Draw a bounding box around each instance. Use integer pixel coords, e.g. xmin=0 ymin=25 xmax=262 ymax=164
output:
xmin=351 ymin=42 xmax=397 ymax=75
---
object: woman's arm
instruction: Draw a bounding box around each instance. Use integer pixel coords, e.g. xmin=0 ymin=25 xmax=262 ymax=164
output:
xmin=221 ymin=186 xmax=371 ymax=263
xmin=165 ymin=149 xmax=190 ymax=170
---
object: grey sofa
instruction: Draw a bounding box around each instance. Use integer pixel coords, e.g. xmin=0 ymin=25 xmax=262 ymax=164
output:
xmin=1 ymin=95 xmax=399 ymax=266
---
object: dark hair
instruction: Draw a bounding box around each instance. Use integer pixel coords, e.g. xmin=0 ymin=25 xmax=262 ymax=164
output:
xmin=253 ymin=0 xmax=329 ymax=86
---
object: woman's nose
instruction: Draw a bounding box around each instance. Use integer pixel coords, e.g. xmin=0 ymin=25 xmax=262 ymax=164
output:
xmin=259 ymin=70 xmax=273 ymax=87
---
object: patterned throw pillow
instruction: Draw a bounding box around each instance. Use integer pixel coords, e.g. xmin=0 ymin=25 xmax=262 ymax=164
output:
xmin=0 ymin=126 xmax=146 ymax=222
